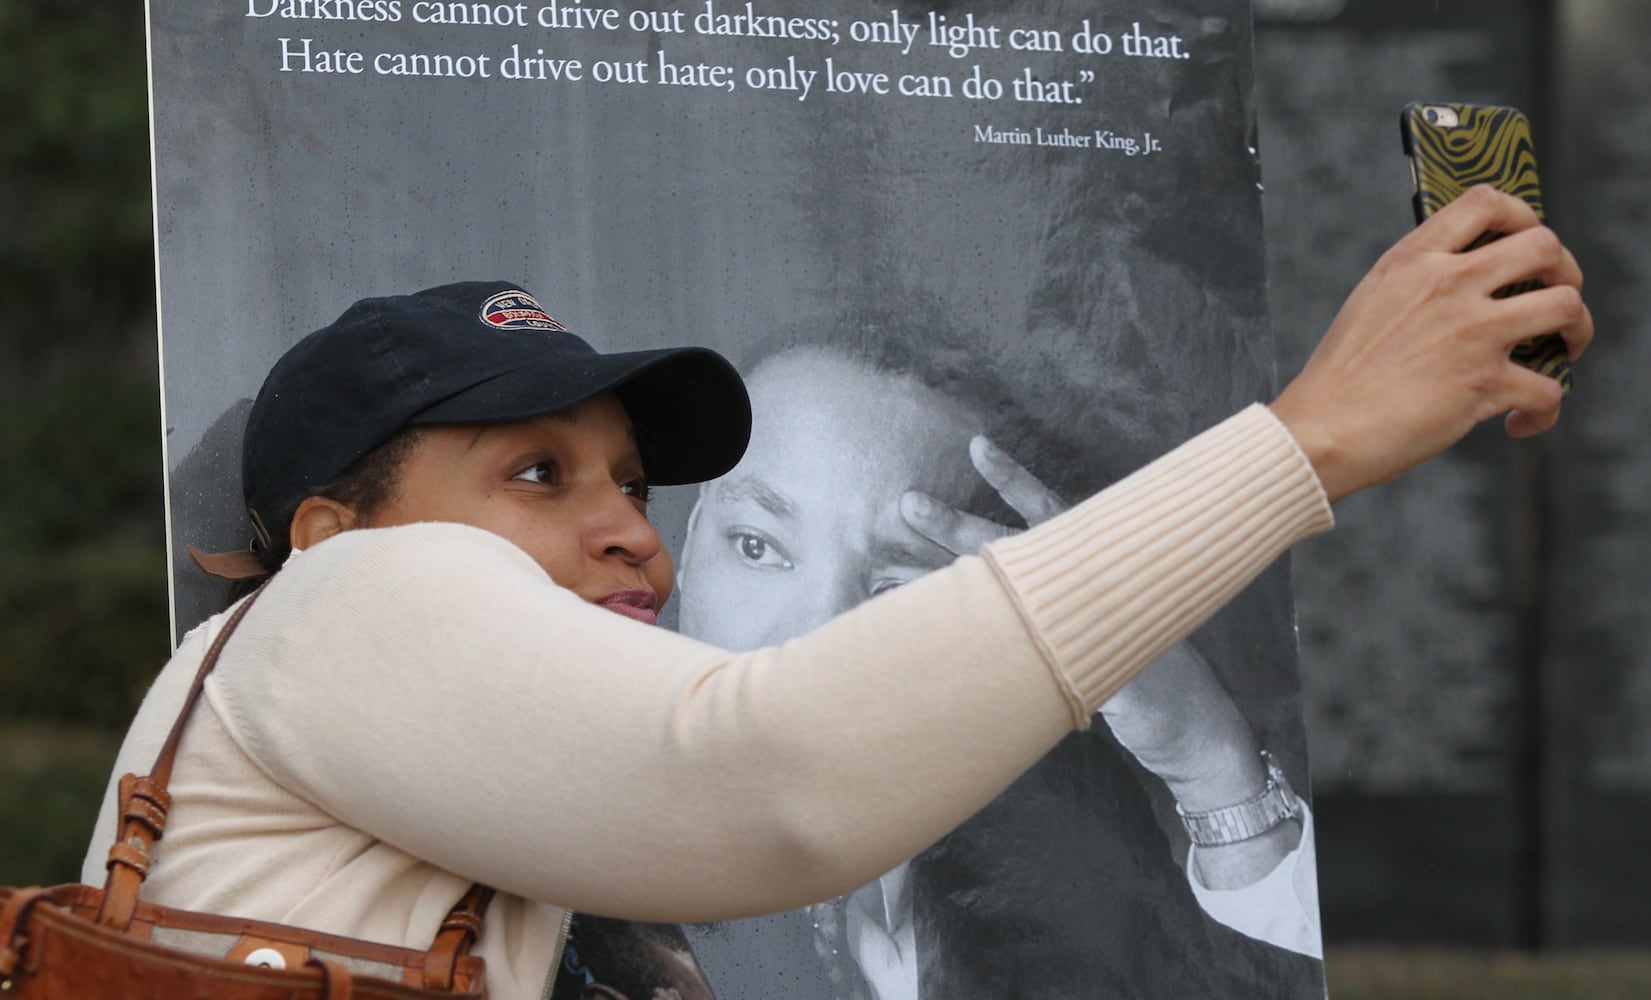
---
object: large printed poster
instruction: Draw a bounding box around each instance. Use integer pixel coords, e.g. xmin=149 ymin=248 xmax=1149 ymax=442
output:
xmin=151 ymin=0 xmax=1326 ymax=995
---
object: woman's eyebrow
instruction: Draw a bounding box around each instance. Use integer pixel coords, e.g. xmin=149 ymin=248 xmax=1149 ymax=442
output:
xmin=714 ymin=475 xmax=796 ymax=520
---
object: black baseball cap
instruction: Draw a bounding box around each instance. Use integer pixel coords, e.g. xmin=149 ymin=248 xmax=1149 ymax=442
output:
xmin=236 ymin=280 xmax=751 ymax=563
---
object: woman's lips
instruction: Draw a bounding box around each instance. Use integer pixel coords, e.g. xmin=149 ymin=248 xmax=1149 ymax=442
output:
xmin=599 ymin=589 xmax=658 ymax=626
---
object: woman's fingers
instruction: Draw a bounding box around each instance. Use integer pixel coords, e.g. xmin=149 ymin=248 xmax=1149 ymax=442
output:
xmin=1501 ymin=364 xmax=1568 ymax=439
xmin=1495 ymin=282 xmax=1592 ymax=358
xmin=1406 ymin=183 xmax=1542 ymax=253
xmin=1462 ymin=223 xmax=1564 ymax=289
xmin=1443 ymin=192 xmax=1591 ymax=360
xmin=1506 ymin=406 xmax=1560 ymax=440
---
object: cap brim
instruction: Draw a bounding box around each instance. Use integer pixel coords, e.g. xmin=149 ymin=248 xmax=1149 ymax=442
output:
xmin=408 ymin=346 xmax=751 ymax=486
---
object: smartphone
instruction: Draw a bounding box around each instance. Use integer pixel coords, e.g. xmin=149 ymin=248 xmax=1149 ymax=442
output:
xmin=1401 ymin=102 xmax=1572 ymax=395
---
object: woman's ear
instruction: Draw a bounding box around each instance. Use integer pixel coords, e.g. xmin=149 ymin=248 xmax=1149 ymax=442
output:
xmin=289 ymin=496 xmax=361 ymax=552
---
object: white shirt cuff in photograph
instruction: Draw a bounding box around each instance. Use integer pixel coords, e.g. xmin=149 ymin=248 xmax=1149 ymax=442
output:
xmin=1186 ymin=803 xmax=1323 ymax=959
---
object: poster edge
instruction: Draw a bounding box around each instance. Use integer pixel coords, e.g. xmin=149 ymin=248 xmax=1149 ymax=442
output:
xmin=144 ymin=0 xmax=180 ymax=650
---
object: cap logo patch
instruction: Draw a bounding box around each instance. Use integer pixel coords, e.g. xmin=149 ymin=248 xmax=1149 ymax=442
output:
xmin=480 ymin=290 xmax=568 ymax=332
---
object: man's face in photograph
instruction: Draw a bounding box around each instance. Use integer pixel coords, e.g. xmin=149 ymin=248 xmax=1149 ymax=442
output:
xmin=678 ymin=349 xmax=988 ymax=650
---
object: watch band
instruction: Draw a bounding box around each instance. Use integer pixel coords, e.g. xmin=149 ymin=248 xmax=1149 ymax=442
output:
xmin=1176 ymin=751 xmax=1302 ymax=848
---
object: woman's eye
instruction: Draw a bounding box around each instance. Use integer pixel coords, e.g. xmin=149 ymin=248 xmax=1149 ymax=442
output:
xmin=729 ymin=530 xmax=793 ymax=570
xmin=621 ymin=479 xmax=652 ymax=504
xmin=511 ymin=461 xmax=558 ymax=485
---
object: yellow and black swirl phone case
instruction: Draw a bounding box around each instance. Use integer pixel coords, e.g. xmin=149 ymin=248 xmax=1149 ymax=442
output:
xmin=1402 ymin=102 xmax=1572 ymax=394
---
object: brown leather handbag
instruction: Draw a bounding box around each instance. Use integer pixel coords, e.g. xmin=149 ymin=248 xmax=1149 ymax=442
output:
xmin=0 ymin=589 xmax=493 ymax=998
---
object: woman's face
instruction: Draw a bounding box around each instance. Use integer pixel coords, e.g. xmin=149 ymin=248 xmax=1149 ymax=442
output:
xmin=362 ymin=392 xmax=674 ymax=624
xmin=677 ymin=352 xmax=985 ymax=650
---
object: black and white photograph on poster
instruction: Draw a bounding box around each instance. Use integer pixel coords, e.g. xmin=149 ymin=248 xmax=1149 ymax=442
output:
xmin=148 ymin=0 xmax=1326 ymax=996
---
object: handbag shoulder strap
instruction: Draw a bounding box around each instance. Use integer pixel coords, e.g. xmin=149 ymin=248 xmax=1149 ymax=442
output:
xmin=154 ymin=584 xmax=271 ymax=786
xmin=94 ymin=584 xmax=492 ymax=977
xmin=97 ymin=584 xmax=269 ymax=930
xmin=423 ymin=883 xmax=496 ymax=989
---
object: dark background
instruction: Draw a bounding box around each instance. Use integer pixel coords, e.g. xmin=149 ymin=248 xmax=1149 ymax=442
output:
xmin=2 ymin=0 xmax=1649 ymax=992
xmin=1255 ymin=0 xmax=1651 ymax=954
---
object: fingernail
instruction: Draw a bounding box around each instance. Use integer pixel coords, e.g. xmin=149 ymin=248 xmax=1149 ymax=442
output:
xmin=904 ymin=492 xmax=933 ymax=517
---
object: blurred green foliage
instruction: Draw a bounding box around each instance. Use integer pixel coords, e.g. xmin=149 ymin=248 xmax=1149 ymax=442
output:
xmin=0 ymin=0 xmax=166 ymax=882
xmin=0 ymin=0 xmax=155 ymax=366
xmin=0 ymin=721 xmax=121 ymax=885
xmin=1326 ymin=949 xmax=1651 ymax=999
xmin=0 ymin=373 xmax=168 ymax=727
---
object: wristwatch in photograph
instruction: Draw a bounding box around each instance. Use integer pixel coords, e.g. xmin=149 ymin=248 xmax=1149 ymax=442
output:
xmin=1176 ymin=751 xmax=1304 ymax=848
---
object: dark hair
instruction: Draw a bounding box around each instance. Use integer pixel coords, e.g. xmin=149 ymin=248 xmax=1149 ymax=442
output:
xmin=737 ymin=298 xmax=1127 ymax=506
xmin=238 ymin=427 xmax=424 ymax=590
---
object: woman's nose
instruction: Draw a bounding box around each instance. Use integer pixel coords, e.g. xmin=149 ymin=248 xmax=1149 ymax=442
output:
xmin=584 ymin=486 xmax=663 ymax=564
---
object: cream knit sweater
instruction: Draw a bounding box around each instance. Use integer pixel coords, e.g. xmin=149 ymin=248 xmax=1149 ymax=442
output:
xmin=83 ymin=404 xmax=1332 ymax=1000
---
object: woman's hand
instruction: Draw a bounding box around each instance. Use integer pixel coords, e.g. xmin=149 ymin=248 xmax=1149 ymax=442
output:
xmin=1271 ymin=184 xmax=1592 ymax=502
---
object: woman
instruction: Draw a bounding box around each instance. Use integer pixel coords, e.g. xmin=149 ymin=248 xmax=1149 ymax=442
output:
xmin=84 ymin=187 xmax=1588 ymax=1000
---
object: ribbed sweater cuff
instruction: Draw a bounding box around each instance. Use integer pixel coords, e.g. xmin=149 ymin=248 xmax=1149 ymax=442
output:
xmin=982 ymin=404 xmax=1334 ymax=728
